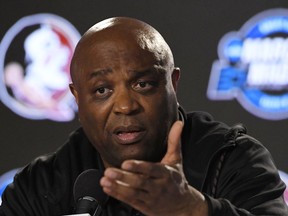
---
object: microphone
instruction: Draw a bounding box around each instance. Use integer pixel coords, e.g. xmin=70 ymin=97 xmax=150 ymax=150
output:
xmin=73 ymin=169 xmax=108 ymax=216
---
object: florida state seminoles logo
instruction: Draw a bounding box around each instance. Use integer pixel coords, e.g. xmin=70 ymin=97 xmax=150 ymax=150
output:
xmin=0 ymin=14 xmax=80 ymax=121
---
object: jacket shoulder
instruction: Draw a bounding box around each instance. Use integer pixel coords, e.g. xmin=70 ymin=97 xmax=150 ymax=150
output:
xmin=1 ymin=128 xmax=98 ymax=215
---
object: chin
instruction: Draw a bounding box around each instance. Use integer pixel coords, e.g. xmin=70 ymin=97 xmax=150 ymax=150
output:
xmin=135 ymin=152 xmax=165 ymax=163
xmin=106 ymin=146 xmax=166 ymax=167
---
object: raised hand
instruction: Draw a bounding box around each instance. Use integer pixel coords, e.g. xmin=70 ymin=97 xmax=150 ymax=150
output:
xmin=100 ymin=121 xmax=208 ymax=216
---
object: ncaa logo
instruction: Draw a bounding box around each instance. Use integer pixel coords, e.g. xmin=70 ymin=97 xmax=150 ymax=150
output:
xmin=0 ymin=14 xmax=81 ymax=121
xmin=207 ymin=9 xmax=288 ymax=120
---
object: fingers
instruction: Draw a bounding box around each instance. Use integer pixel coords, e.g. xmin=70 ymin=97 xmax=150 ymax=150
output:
xmin=101 ymin=166 xmax=150 ymax=191
xmin=100 ymin=163 xmax=181 ymax=213
xmin=100 ymin=167 xmax=151 ymax=210
xmin=161 ymin=120 xmax=184 ymax=165
xmin=100 ymin=160 xmax=182 ymax=194
xmin=100 ymin=168 xmax=148 ymax=202
xmin=101 ymin=161 xmax=172 ymax=191
xmin=100 ymin=161 xmax=189 ymax=216
xmin=122 ymin=159 xmax=180 ymax=179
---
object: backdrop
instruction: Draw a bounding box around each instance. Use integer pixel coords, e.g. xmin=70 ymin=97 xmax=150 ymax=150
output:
xmin=0 ymin=0 xmax=287 ymax=184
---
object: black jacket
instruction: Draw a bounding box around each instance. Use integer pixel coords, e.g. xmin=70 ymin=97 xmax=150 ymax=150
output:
xmin=0 ymin=110 xmax=287 ymax=215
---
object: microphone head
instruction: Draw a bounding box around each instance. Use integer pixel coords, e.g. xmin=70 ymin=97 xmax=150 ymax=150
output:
xmin=73 ymin=169 xmax=107 ymax=205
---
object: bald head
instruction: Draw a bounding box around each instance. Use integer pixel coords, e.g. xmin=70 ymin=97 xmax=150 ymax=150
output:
xmin=70 ymin=17 xmax=175 ymax=84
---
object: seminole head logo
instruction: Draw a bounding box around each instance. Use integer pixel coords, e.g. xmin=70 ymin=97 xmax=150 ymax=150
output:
xmin=207 ymin=9 xmax=288 ymax=120
xmin=0 ymin=14 xmax=80 ymax=121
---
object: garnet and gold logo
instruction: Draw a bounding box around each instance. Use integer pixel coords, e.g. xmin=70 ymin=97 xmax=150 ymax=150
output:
xmin=0 ymin=14 xmax=80 ymax=121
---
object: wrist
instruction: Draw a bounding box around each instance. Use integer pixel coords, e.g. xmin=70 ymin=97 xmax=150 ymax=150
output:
xmin=181 ymin=186 xmax=209 ymax=216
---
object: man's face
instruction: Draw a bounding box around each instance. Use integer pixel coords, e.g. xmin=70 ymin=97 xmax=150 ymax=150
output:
xmin=71 ymin=33 xmax=179 ymax=168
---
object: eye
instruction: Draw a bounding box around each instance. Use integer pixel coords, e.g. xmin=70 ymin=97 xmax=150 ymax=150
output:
xmin=138 ymin=81 xmax=150 ymax=88
xmin=94 ymin=87 xmax=113 ymax=98
xmin=133 ymin=81 xmax=157 ymax=92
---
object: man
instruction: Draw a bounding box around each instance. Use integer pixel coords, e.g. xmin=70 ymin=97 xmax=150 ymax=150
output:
xmin=0 ymin=17 xmax=287 ymax=215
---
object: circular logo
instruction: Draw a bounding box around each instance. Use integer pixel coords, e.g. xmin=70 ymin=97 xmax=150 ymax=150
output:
xmin=208 ymin=9 xmax=288 ymax=120
xmin=0 ymin=14 xmax=81 ymax=121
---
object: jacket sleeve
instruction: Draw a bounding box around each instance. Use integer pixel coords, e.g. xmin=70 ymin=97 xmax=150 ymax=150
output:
xmin=205 ymin=135 xmax=288 ymax=215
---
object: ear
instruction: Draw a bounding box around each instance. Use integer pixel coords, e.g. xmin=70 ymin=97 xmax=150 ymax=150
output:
xmin=171 ymin=67 xmax=180 ymax=92
xmin=69 ymin=83 xmax=79 ymax=105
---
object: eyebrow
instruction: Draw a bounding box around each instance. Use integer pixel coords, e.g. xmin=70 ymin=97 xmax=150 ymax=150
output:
xmin=129 ymin=67 xmax=166 ymax=79
xmin=89 ymin=68 xmax=113 ymax=79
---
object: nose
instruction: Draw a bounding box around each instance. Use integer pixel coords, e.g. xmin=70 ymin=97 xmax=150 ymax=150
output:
xmin=113 ymin=87 xmax=141 ymax=115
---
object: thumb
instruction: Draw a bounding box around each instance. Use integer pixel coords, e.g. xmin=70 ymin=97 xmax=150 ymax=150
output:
xmin=161 ymin=120 xmax=184 ymax=165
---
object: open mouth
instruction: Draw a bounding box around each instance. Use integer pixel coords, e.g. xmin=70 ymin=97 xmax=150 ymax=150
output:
xmin=113 ymin=126 xmax=146 ymax=144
